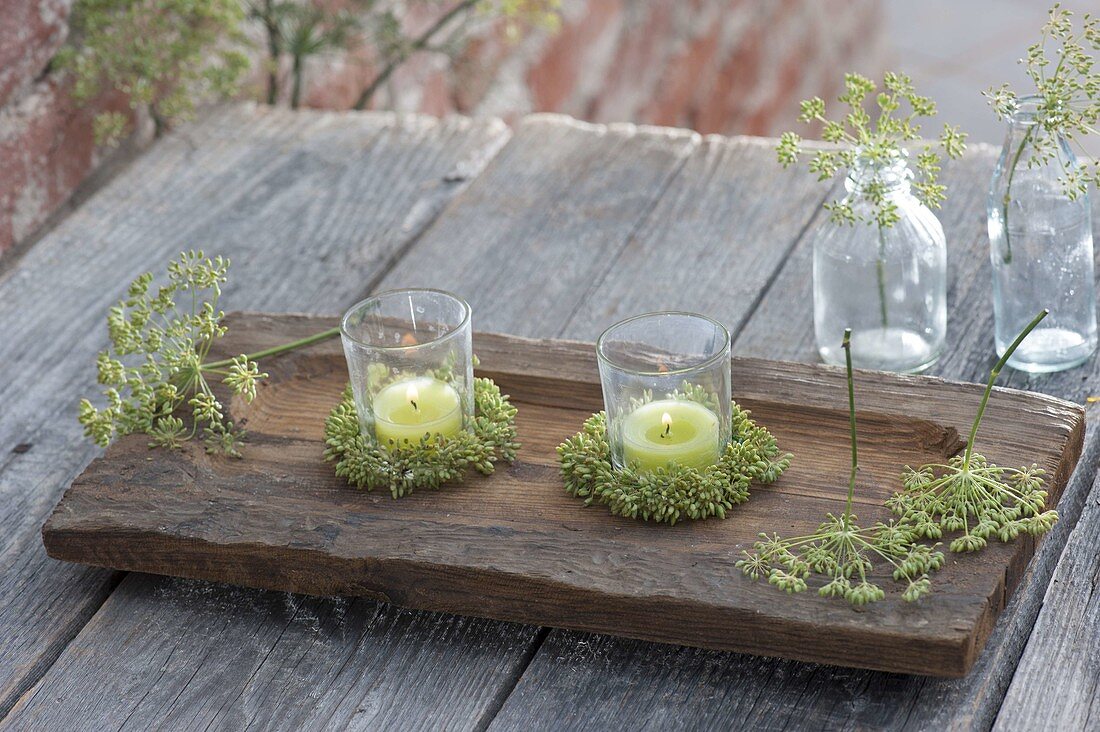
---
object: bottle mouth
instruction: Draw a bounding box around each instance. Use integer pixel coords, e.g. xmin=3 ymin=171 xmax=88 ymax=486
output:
xmin=1007 ymin=94 xmax=1089 ymax=125
xmin=1009 ymin=95 xmax=1044 ymax=124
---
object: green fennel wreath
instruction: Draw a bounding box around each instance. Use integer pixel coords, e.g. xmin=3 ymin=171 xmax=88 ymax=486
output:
xmin=324 ymin=377 xmax=519 ymax=498
xmin=558 ymin=403 xmax=791 ymax=525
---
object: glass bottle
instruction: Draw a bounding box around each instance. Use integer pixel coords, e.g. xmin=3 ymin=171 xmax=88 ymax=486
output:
xmin=987 ymin=97 xmax=1096 ymax=373
xmin=813 ymin=153 xmax=947 ymax=372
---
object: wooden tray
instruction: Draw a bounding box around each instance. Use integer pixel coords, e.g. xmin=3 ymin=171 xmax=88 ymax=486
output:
xmin=43 ymin=313 xmax=1085 ymax=677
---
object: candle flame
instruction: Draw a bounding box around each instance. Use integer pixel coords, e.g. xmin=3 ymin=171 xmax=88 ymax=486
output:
xmin=661 ymin=411 xmax=672 ymax=438
xmin=400 ymin=333 xmax=419 ymax=346
xmin=407 ymin=383 xmax=420 ymax=411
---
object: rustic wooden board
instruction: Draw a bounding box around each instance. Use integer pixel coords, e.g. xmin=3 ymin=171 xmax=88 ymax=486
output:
xmin=692 ymin=147 xmax=1100 ymax=731
xmin=375 ymin=114 xmax=700 ymax=337
xmin=42 ymin=313 xmax=1084 ymax=677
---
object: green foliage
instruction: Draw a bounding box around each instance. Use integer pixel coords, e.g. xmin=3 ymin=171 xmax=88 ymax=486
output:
xmin=985 ymin=4 xmax=1099 ymax=263
xmin=887 ymin=310 xmax=1058 ymax=552
xmin=58 ymin=0 xmax=561 ymax=136
xmin=487 ymin=0 xmax=562 ymax=39
xmin=777 ymin=72 xmax=968 ymax=229
xmin=57 ymin=0 xmax=249 ymax=144
xmin=737 ymin=329 xmax=943 ymax=606
xmin=557 ymin=404 xmax=791 ymax=526
xmin=985 ymin=3 xmax=1100 ymax=201
xmin=350 ymin=0 xmax=562 ymax=110
xmin=78 ymin=251 xmax=266 ymax=456
xmin=247 ymin=0 xmax=358 ymax=107
xmin=246 ymin=0 xmax=562 ymax=111
xmin=324 ymin=378 xmax=519 ymax=498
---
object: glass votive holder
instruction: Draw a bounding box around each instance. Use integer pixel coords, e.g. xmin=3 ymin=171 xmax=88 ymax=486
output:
xmin=340 ymin=289 xmax=473 ymax=445
xmin=596 ymin=312 xmax=732 ymax=472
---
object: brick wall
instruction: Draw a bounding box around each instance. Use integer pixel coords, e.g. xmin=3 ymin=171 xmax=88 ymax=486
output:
xmin=304 ymin=0 xmax=883 ymax=135
xmin=0 ymin=0 xmax=135 ymax=256
xmin=0 ymin=0 xmax=881 ymax=257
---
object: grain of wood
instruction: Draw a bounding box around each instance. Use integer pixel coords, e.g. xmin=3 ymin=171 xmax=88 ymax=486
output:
xmin=375 ymin=114 xmax=700 ymax=336
xmin=558 ymin=134 xmax=833 ymax=339
xmin=487 ymin=415 xmax=1100 ymax=732
xmin=5 ymin=576 xmax=538 ymax=731
xmin=908 ymin=406 xmax=1100 ymax=731
xmin=0 ymin=104 xmax=514 ymax=721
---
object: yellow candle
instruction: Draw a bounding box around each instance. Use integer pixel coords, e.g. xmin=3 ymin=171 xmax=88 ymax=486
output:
xmin=621 ymin=399 xmax=721 ymax=472
xmin=373 ymin=376 xmax=464 ymax=445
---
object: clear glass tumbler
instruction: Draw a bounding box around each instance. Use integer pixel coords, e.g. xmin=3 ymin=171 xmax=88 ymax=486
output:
xmin=987 ymin=97 xmax=1097 ymax=373
xmin=340 ymin=289 xmax=474 ymax=445
xmin=813 ymin=154 xmax=947 ymax=373
xmin=596 ymin=312 xmax=731 ymax=472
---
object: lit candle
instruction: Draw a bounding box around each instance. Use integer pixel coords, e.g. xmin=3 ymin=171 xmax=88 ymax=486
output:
xmin=373 ymin=376 xmax=464 ymax=445
xmin=621 ymin=399 xmax=721 ymax=472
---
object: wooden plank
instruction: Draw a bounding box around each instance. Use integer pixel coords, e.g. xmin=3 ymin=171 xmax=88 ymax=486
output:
xmin=490 ymin=144 xmax=1100 ymax=727
xmin=904 ymin=175 xmax=1100 ymax=732
xmin=0 ymin=104 xmax=514 ymax=720
xmin=38 ymin=315 xmax=1084 ymax=677
xmin=4 ymin=115 xmax=705 ymax=729
xmin=3 ymin=580 xmax=538 ymax=731
xmin=994 ymin=428 xmax=1100 ymax=730
xmin=375 ymin=114 xmax=699 ymax=336
xmin=559 ymin=134 xmax=836 ymax=338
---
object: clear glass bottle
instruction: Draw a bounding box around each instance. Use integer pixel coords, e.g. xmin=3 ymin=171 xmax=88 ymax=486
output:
xmin=987 ymin=97 xmax=1096 ymax=373
xmin=813 ymin=154 xmax=947 ymax=372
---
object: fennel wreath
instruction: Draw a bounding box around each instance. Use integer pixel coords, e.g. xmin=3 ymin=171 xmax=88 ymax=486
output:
xmin=557 ymin=404 xmax=790 ymax=525
xmin=324 ymin=377 xmax=519 ymax=498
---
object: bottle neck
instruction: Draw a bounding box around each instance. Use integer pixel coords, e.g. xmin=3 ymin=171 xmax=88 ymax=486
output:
xmin=1002 ymin=95 xmax=1083 ymax=139
xmin=1006 ymin=97 xmax=1043 ymax=135
xmin=844 ymin=155 xmax=912 ymax=198
xmin=1002 ymin=96 xmax=1075 ymax=166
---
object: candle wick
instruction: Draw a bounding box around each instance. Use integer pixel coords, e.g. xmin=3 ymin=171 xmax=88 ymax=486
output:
xmin=410 ymin=400 xmax=419 ymax=412
xmin=662 ymin=423 xmax=671 ymax=438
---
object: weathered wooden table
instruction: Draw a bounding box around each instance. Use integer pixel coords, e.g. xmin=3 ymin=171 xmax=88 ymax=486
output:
xmin=1 ymin=105 xmax=1098 ymax=731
